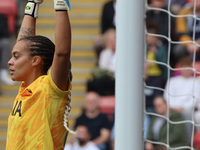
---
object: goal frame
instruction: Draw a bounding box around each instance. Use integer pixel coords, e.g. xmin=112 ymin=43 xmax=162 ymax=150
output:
xmin=115 ymin=0 xmax=145 ymax=149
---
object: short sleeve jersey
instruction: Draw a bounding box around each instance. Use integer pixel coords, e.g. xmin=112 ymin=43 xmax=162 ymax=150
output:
xmin=6 ymin=72 xmax=70 ymax=150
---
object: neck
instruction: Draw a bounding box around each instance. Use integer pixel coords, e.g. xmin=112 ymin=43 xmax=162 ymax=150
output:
xmin=24 ymin=70 xmax=44 ymax=86
xmin=85 ymin=110 xmax=99 ymax=119
xmin=153 ymin=10 xmax=160 ymax=14
xmin=79 ymin=141 xmax=88 ymax=147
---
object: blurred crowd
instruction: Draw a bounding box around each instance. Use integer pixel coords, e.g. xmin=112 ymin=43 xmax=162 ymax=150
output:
xmin=145 ymin=0 xmax=200 ymax=149
xmin=0 ymin=0 xmax=19 ymax=86
xmin=65 ymin=0 xmax=200 ymax=150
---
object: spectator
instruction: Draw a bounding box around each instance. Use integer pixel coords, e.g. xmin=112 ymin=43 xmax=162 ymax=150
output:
xmin=98 ymin=29 xmax=116 ymax=74
xmin=144 ymin=61 xmax=163 ymax=112
xmin=164 ymin=56 xmax=200 ymax=144
xmin=87 ymin=29 xmax=116 ymax=96
xmin=146 ymin=22 xmax=168 ymax=85
xmin=146 ymin=0 xmax=176 ymax=46
xmin=0 ymin=14 xmax=15 ymax=85
xmin=0 ymin=0 xmax=18 ymax=85
xmin=145 ymin=96 xmax=188 ymax=150
xmin=174 ymin=0 xmax=200 ymax=62
xmin=64 ymin=125 xmax=100 ymax=150
xmin=144 ymin=48 xmax=163 ymax=140
xmin=146 ymin=0 xmax=177 ymax=67
xmin=74 ymin=91 xmax=112 ymax=150
xmin=93 ymin=0 xmax=116 ymax=63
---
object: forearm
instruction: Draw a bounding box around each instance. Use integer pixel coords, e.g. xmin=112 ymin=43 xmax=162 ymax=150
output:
xmin=55 ymin=11 xmax=71 ymax=55
xmin=92 ymin=129 xmax=110 ymax=145
xmin=92 ymin=136 xmax=109 ymax=145
xmin=17 ymin=15 xmax=36 ymax=42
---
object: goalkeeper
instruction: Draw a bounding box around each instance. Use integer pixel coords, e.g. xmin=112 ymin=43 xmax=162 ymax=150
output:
xmin=6 ymin=0 xmax=73 ymax=149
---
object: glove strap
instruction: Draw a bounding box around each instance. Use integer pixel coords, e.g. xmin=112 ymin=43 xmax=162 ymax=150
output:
xmin=25 ymin=2 xmax=39 ymax=18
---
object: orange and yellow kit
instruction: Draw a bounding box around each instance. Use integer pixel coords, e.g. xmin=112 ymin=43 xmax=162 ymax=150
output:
xmin=6 ymin=72 xmax=70 ymax=150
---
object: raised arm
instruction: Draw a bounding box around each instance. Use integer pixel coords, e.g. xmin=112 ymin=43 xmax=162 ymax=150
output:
xmin=17 ymin=15 xmax=35 ymax=42
xmin=17 ymin=1 xmax=43 ymax=42
xmin=51 ymin=0 xmax=71 ymax=91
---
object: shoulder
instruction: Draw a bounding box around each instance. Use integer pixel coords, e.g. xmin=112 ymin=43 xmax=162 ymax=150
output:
xmin=157 ymin=43 xmax=167 ymax=51
xmin=146 ymin=10 xmax=154 ymax=18
xmin=43 ymin=71 xmax=71 ymax=96
xmin=170 ymin=111 xmax=183 ymax=121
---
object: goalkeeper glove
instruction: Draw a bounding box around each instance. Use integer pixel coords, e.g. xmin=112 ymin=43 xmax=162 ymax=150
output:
xmin=24 ymin=0 xmax=44 ymax=18
xmin=54 ymin=0 xmax=71 ymax=11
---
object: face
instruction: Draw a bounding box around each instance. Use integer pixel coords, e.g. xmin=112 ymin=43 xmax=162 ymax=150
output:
xmin=146 ymin=35 xmax=158 ymax=45
xmin=76 ymin=125 xmax=91 ymax=144
xmin=106 ymin=31 xmax=116 ymax=52
xmin=8 ymin=40 xmax=34 ymax=82
xmin=151 ymin=0 xmax=166 ymax=8
xmin=180 ymin=65 xmax=192 ymax=78
xmin=84 ymin=92 xmax=100 ymax=113
xmin=153 ymin=97 xmax=167 ymax=115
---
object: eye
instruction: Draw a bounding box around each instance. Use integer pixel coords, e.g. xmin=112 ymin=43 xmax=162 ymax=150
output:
xmin=14 ymin=55 xmax=19 ymax=59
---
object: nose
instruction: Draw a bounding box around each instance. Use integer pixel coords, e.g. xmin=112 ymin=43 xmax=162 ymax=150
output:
xmin=8 ymin=57 xmax=13 ymax=66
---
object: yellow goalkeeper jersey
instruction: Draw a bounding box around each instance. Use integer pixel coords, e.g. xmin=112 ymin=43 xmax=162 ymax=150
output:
xmin=6 ymin=72 xmax=70 ymax=150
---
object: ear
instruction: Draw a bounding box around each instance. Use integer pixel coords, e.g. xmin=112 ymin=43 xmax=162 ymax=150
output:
xmin=32 ymin=56 xmax=41 ymax=67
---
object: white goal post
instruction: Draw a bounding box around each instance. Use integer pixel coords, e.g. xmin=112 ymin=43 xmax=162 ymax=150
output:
xmin=115 ymin=0 xmax=145 ymax=150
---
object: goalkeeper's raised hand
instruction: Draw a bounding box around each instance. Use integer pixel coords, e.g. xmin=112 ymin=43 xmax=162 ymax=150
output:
xmin=25 ymin=0 xmax=44 ymax=18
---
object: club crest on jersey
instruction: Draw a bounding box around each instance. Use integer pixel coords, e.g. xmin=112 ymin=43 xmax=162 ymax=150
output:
xmin=26 ymin=6 xmax=31 ymax=10
xmin=11 ymin=100 xmax=22 ymax=117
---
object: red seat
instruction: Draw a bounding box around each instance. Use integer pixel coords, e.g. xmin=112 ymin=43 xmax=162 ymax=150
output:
xmin=194 ymin=131 xmax=200 ymax=149
xmin=99 ymin=96 xmax=115 ymax=121
xmin=0 ymin=0 xmax=18 ymax=33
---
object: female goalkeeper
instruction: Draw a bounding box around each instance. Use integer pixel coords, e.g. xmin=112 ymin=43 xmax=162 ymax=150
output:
xmin=6 ymin=0 xmax=73 ymax=149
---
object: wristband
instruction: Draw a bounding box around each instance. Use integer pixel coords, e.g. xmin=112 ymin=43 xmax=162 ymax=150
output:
xmin=25 ymin=2 xmax=39 ymax=18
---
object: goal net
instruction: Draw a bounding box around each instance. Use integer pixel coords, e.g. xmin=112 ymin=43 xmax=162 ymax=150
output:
xmin=144 ymin=0 xmax=200 ymax=149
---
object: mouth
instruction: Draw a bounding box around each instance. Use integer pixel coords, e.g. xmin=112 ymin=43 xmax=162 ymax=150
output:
xmin=9 ymin=69 xmax=14 ymax=75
